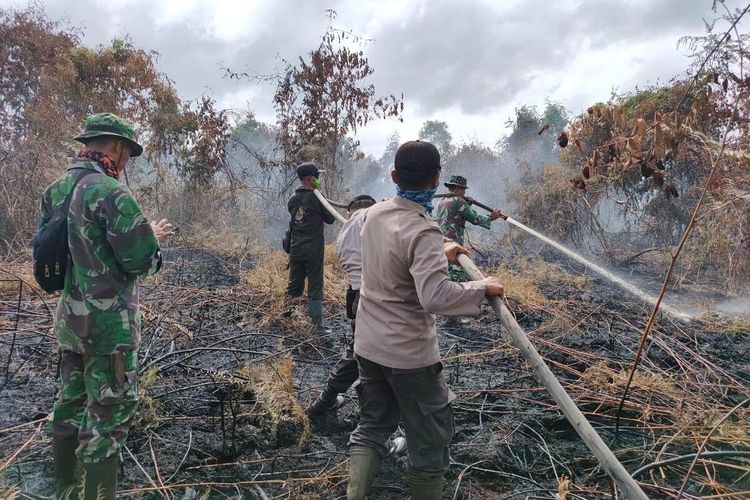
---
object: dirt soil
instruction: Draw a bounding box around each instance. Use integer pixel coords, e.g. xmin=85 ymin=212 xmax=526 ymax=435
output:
xmin=1 ymin=247 xmax=749 ymax=499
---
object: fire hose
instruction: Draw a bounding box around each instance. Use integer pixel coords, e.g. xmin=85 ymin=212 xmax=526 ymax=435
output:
xmin=434 ymin=193 xmax=508 ymax=220
xmin=314 ymin=193 xmax=648 ymax=499
xmin=312 ymin=189 xmax=347 ymax=224
xmin=457 ymin=254 xmax=648 ymax=500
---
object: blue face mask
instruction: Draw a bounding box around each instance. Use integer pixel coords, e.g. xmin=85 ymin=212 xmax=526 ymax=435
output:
xmin=396 ymin=185 xmax=438 ymax=214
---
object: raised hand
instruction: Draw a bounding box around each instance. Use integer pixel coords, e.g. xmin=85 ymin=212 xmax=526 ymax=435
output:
xmin=150 ymin=218 xmax=176 ymax=243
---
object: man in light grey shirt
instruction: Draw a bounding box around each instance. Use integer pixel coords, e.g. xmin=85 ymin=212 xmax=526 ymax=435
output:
xmin=346 ymin=141 xmax=504 ymax=500
xmin=308 ymin=195 xmax=376 ymax=415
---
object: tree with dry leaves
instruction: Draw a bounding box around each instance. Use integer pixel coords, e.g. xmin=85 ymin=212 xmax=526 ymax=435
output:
xmin=272 ymin=13 xmax=403 ymax=195
xmin=510 ymin=4 xmax=750 ymax=289
xmin=0 ymin=5 xmax=231 ymax=252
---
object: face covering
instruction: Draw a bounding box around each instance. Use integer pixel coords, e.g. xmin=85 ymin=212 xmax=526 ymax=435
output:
xmin=396 ymin=186 xmax=438 ymax=214
xmin=78 ymin=149 xmax=119 ymax=179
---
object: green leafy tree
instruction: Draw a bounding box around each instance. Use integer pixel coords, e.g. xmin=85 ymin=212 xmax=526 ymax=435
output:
xmin=419 ymin=120 xmax=454 ymax=156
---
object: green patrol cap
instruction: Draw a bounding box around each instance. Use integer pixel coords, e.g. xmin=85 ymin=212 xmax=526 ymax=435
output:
xmin=444 ymin=175 xmax=468 ymax=189
xmin=74 ymin=113 xmax=144 ymax=157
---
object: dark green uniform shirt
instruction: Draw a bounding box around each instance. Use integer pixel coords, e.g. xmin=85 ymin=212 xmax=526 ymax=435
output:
xmin=287 ymin=188 xmax=335 ymax=259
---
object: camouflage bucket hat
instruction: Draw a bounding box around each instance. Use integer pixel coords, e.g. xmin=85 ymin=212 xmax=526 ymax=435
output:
xmin=444 ymin=175 xmax=468 ymax=189
xmin=74 ymin=113 xmax=143 ymax=157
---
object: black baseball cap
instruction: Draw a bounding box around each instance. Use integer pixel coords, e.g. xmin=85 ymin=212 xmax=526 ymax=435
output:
xmin=394 ymin=140 xmax=441 ymax=188
xmin=395 ymin=140 xmax=441 ymax=173
xmin=347 ymin=194 xmax=377 ymax=210
xmin=296 ymin=162 xmax=324 ymax=178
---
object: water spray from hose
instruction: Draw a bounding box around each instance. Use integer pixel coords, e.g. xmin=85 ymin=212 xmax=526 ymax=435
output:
xmin=437 ymin=193 xmax=692 ymax=320
xmin=505 ymin=217 xmax=691 ymax=320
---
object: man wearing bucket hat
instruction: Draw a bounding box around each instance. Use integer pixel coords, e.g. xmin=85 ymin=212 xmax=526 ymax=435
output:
xmin=40 ymin=113 xmax=173 ymax=499
xmin=437 ymin=175 xmax=503 ymax=282
xmin=286 ymin=162 xmax=336 ymax=331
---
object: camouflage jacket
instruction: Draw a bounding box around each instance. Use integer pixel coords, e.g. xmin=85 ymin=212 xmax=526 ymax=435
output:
xmin=436 ymin=195 xmax=492 ymax=245
xmin=39 ymin=159 xmax=161 ymax=356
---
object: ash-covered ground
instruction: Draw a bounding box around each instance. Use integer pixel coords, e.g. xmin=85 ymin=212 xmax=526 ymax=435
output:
xmin=1 ymin=247 xmax=749 ymax=499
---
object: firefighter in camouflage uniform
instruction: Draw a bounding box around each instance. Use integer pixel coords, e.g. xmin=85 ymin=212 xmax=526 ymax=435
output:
xmin=437 ymin=175 xmax=503 ymax=282
xmin=40 ymin=113 xmax=174 ymax=499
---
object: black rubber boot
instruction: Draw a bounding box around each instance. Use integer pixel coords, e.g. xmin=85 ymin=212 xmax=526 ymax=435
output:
xmin=308 ymin=386 xmax=344 ymax=415
xmin=346 ymin=446 xmax=382 ymax=500
xmin=53 ymin=435 xmax=80 ymax=499
xmin=406 ymin=470 xmax=443 ymax=500
xmin=81 ymin=455 xmax=118 ymax=500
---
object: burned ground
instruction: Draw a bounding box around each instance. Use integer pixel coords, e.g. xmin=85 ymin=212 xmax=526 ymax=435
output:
xmin=1 ymin=247 xmax=749 ymax=499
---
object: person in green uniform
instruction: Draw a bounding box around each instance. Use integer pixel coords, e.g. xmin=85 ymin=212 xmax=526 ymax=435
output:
xmin=287 ymin=162 xmax=336 ymax=330
xmin=436 ymin=175 xmax=503 ymax=282
xmin=40 ymin=113 xmax=174 ymax=499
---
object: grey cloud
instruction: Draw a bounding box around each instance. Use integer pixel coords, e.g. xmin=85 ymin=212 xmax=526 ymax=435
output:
xmin=367 ymin=0 xmax=724 ymax=115
xmin=3 ymin=0 xmax=733 ymax=129
xmin=29 ymin=0 xmax=344 ymax=107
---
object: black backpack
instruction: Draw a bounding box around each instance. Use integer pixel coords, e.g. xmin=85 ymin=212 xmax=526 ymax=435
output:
xmin=32 ymin=170 xmax=92 ymax=293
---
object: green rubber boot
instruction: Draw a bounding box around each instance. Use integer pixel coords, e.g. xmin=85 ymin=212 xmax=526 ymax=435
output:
xmin=81 ymin=455 xmax=118 ymax=500
xmin=53 ymin=435 xmax=80 ymax=499
xmin=308 ymin=298 xmax=326 ymax=332
xmin=406 ymin=470 xmax=443 ymax=500
xmin=346 ymin=445 xmax=382 ymax=500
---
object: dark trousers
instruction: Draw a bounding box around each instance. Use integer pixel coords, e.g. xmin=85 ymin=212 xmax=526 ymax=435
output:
xmin=326 ymin=287 xmax=359 ymax=393
xmin=349 ymin=356 xmax=455 ymax=475
xmin=287 ymin=251 xmax=324 ymax=300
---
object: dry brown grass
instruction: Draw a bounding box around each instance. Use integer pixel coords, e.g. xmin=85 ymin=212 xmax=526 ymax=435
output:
xmin=486 ymin=255 xmax=586 ymax=316
xmin=135 ymin=366 xmax=162 ymax=431
xmin=0 ymin=261 xmax=38 ymax=297
xmin=699 ymin=315 xmax=750 ymax=335
xmin=234 ymin=356 xmax=311 ymax=447
xmin=582 ymin=361 xmax=677 ymax=397
xmin=0 ymin=485 xmax=19 ymax=500
xmin=243 ymin=245 xmax=348 ymax=329
xmin=555 ymin=475 xmax=571 ymax=500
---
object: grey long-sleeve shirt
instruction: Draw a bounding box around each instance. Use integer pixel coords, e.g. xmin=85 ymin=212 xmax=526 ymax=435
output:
xmin=354 ymin=196 xmax=486 ymax=369
xmin=335 ymin=208 xmax=366 ymax=290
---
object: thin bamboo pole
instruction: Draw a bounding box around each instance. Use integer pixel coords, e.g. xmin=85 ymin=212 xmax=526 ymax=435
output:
xmin=457 ymin=253 xmax=648 ymax=500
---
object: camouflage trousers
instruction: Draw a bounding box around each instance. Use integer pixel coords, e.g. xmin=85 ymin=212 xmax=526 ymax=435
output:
xmin=447 ymin=263 xmax=467 ymax=282
xmin=49 ymin=348 xmax=138 ymax=463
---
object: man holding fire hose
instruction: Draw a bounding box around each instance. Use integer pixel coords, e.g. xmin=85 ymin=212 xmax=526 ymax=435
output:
xmin=345 ymin=141 xmax=505 ymax=499
xmin=437 ymin=175 xmax=504 ymax=282
xmin=286 ymin=162 xmax=336 ymax=331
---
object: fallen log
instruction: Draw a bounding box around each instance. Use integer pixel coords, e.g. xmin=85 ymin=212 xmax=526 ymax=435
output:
xmin=457 ymin=253 xmax=648 ymax=500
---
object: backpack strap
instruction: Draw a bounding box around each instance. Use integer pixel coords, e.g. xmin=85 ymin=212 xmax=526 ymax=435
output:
xmin=61 ymin=168 xmax=98 ymax=244
xmin=60 ymin=168 xmax=95 ymax=214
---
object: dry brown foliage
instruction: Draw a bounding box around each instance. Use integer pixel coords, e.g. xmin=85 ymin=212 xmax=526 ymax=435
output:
xmin=270 ymin=12 xmax=403 ymax=196
xmin=0 ymin=5 xmax=234 ymax=256
xmin=233 ymin=356 xmax=311 ymax=447
xmin=243 ymin=245 xmax=347 ymax=330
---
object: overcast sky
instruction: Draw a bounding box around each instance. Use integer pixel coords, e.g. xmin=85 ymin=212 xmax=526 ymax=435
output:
xmin=2 ymin=0 xmax=747 ymax=155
